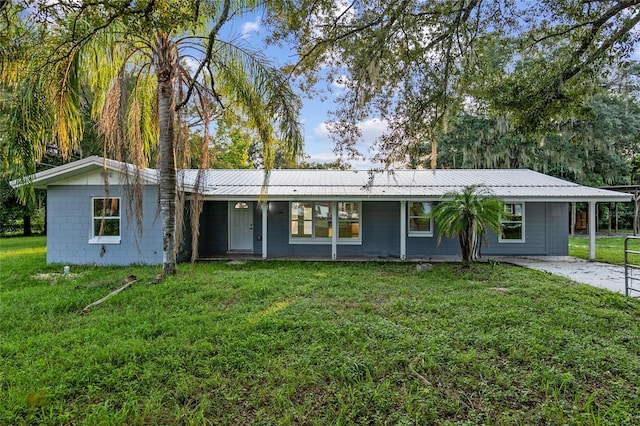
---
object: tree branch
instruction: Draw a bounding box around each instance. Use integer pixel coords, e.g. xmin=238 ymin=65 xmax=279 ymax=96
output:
xmin=176 ymin=0 xmax=230 ymax=110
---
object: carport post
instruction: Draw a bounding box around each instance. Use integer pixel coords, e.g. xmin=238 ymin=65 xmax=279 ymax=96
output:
xmin=400 ymin=201 xmax=407 ymax=260
xmin=331 ymin=202 xmax=337 ymax=260
xmin=588 ymin=201 xmax=596 ymax=261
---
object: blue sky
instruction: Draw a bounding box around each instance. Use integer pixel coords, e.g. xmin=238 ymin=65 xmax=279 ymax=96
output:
xmin=231 ymin=12 xmax=640 ymax=170
xmin=227 ymin=15 xmax=385 ymax=169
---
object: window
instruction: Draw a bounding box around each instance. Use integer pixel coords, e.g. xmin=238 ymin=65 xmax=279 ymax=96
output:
xmin=290 ymin=201 xmax=361 ymax=243
xmin=500 ymin=203 xmax=524 ymax=242
xmin=90 ymin=197 xmax=121 ymax=244
xmin=338 ymin=202 xmax=360 ymax=240
xmin=291 ymin=202 xmax=331 ymax=239
xmin=408 ymin=202 xmax=433 ymax=236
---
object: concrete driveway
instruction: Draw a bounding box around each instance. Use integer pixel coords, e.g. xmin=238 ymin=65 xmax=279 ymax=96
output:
xmin=494 ymin=256 xmax=631 ymax=294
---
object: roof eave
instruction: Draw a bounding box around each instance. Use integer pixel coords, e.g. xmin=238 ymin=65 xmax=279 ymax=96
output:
xmin=10 ymin=156 xmax=158 ymax=189
xmin=198 ymin=194 xmax=634 ymax=203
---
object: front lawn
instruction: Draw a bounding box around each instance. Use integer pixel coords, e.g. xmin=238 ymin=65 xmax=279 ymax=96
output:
xmin=2 ymin=237 xmax=640 ymax=424
xmin=569 ymin=235 xmax=639 ymax=265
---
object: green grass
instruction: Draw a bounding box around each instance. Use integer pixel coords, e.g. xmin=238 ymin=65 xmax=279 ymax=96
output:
xmin=569 ymin=235 xmax=640 ymax=265
xmin=2 ymin=237 xmax=640 ymax=425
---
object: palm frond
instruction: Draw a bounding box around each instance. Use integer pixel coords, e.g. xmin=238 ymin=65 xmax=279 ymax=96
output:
xmin=433 ymin=185 xmax=504 ymax=264
xmin=203 ymin=38 xmax=303 ymax=167
xmin=50 ymin=50 xmax=83 ymax=157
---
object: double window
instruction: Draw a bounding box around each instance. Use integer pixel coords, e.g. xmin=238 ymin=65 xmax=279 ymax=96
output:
xmin=408 ymin=202 xmax=433 ymax=237
xmin=290 ymin=201 xmax=361 ymax=243
xmin=90 ymin=197 xmax=121 ymax=244
xmin=500 ymin=203 xmax=524 ymax=242
xmin=291 ymin=202 xmax=331 ymax=239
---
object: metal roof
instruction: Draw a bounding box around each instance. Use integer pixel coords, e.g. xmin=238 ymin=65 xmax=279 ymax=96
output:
xmin=10 ymin=156 xmax=158 ymax=189
xmin=191 ymin=169 xmax=629 ymax=201
xmin=12 ymin=156 xmax=632 ymax=202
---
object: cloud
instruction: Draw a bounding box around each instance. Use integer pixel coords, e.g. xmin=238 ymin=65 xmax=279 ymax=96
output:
xmin=306 ymin=152 xmax=340 ymax=162
xmin=313 ymin=122 xmax=332 ymax=139
xmin=358 ymin=118 xmax=388 ymax=146
xmin=241 ymin=20 xmax=260 ymax=39
xmin=331 ymin=74 xmax=349 ymax=90
xmin=312 ymin=118 xmax=388 ymax=144
xmin=181 ymin=57 xmax=199 ymax=72
xmin=305 ymin=152 xmax=375 ymax=170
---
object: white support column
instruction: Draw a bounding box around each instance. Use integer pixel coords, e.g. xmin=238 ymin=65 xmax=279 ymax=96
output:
xmin=400 ymin=201 xmax=407 ymax=260
xmin=331 ymin=201 xmax=338 ymax=260
xmin=588 ymin=201 xmax=596 ymax=261
xmin=261 ymin=202 xmax=268 ymax=259
xmin=570 ymin=202 xmax=576 ymax=237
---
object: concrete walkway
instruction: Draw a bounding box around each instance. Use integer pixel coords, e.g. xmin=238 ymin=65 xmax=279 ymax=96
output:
xmin=495 ymin=256 xmax=630 ymax=294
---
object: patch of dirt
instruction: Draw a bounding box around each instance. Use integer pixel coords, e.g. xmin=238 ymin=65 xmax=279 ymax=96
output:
xmin=33 ymin=273 xmax=78 ymax=283
xmin=489 ymin=287 xmax=510 ymax=293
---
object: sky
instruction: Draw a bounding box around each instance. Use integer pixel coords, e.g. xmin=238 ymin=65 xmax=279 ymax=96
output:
xmin=230 ymin=11 xmax=640 ymax=170
xmin=230 ymin=15 xmax=386 ymax=169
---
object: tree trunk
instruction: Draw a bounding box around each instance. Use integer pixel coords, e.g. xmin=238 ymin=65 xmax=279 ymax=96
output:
xmin=23 ymin=215 xmax=32 ymax=236
xmin=470 ymin=221 xmax=480 ymax=261
xmin=154 ymin=33 xmax=178 ymax=276
xmin=460 ymin=221 xmax=474 ymax=266
xmin=459 ymin=233 xmax=470 ymax=266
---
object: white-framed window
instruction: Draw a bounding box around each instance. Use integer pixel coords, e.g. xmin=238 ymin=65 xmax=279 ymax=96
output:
xmin=499 ymin=203 xmax=524 ymax=242
xmin=291 ymin=202 xmax=331 ymax=241
xmin=90 ymin=197 xmax=121 ymax=244
xmin=289 ymin=201 xmax=361 ymax=244
xmin=337 ymin=202 xmax=360 ymax=241
xmin=408 ymin=202 xmax=433 ymax=237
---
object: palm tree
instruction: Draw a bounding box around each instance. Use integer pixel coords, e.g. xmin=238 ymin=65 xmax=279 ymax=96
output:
xmin=432 ymin=185 xmax=504 ymax=266
xmin=2 ymin=1 xmax=303 ymax=276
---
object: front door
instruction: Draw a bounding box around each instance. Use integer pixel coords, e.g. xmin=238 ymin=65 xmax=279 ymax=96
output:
xmin=229 ymin=201 xmax=254 ymax=251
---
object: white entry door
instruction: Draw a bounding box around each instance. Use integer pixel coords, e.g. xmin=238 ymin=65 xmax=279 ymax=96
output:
xmin=229 ymin=201 xmax=254 ymax=251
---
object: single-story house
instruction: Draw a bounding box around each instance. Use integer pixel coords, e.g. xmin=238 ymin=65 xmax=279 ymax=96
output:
xmin=12 ymin=156 xmax=631 ymax=265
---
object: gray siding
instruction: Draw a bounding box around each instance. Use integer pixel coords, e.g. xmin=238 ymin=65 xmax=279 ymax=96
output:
xmin=267 ymin=201 xmax=332 ymax=257
xmin=261 ymin=201 xmax=569 ymax=259
xmin=483 ymin=202 xmax=546 ymax=256
xmin=546 ymin=203 xmax=569 ymax=255
xmin=407 ymin=209 xmax=459 ymax=257
xmin=338 ymin=201 xmax=401 ymax=258
xmin=267 ymin=201 xmax=403 ymax=258
xmin=468 ymin=202 xmax=567 ymax=257
xmin=195 ymin=201 xmax=264 ymax=256
xmin=253 ymin=206 xmax=263 ymax=256
xmin=46 ymin=185 xmax=162 ymax=265
xmin=197 ymin=201 xmax=228 ymax=256
xmin=178 ymin=202 xmax=193 ymax=262
xmin=47 ymin=189 xmax=570 ymax=264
